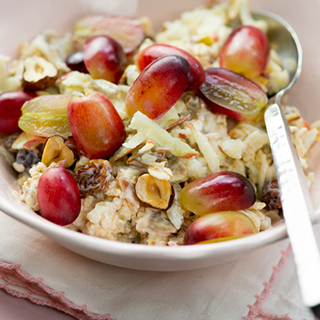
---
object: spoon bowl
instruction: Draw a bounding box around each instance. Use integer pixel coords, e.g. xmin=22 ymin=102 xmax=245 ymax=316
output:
xmin=253 ymin=11 xmax=303 ymax=102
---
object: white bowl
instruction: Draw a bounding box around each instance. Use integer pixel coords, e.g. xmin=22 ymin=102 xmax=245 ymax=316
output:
xmin=1 ymin=0 xmax=320 ymax=271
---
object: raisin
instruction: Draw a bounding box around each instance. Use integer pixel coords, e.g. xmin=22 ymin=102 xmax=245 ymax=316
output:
xmin=75 ymin=160 xmax=113 ymax=197
xmin=15 ymin=148 xmax=40 ymax=172
xmin=4 ymin=133 xmax=20 ymax=154
xmin=261 ymin=180 xmax=282 ymax=210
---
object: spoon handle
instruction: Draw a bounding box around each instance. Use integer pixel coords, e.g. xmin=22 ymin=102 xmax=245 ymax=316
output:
xmin=264 ymin=103 xmax=320 ymax=315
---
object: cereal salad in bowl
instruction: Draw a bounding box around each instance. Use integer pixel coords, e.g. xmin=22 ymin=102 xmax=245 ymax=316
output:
xmin=0 ymin=0 xmax=318 ymax=247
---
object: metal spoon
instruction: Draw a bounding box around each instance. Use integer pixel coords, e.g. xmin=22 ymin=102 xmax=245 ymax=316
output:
xmin=255 ymin=11 xmax=320 ymax=317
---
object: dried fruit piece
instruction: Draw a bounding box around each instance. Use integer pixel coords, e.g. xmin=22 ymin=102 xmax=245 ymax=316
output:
xmin=199 ymin=68 xmax=268 ymax=121
xmin=184 ymin=211 xmax=258 ymax=245
xmin=18 ymin=94 xmax=73 ymax=137
xmin=41 ymin=135 xmax=78 ymax=168
xmin=3 ymin=133 xmax=20 ymax=153
xmin=75 ymin=159 xmax=113 ymax=196
xmin=135 ymin=173 xmax=173 ymax=210
xmin=14 ymin=148 xmax=40 ymax=173
xmin=261 ymin=180 xmax=282 ymax=210
xmin=22 ymin=56 xmax=58 ymax=91
xmin=74 ymin=15 xmax=145 ymax=55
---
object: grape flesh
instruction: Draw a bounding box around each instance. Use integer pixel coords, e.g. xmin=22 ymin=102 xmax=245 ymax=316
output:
xmin=18 ymin=94 xmax=72 ymax=137
xmin=179 ymin=171 xmax=256 ymax=216
xmin=199 ymin=68 xmax=268 ymax=121
xmin=37 ymin=167 xmax=81 ymax=226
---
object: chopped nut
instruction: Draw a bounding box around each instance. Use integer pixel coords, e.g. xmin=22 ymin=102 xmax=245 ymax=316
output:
xmin=261 ymin=180 xmax=282 ymax=210
xmin=75 ymin=159 xmax=113 ymax=196
xmin=22 ymin=56 xmax=58 ymax=91
xmin=41 ymin=135 xmax=78 ymax=168
xmin=135 ymin=173 xmax=173 ymax=210
xmin=117 ymin=172 xmax=140 ymax=211
xmin=286 ymin=113 xmax=301 ymax=122
xmin=127 ymin=150 xmax=167 ymax=168
xmin=148 ymin=162 xmax=173 ymax=181
xmin=135 ymin=207 xmax=176 ymax=245
xmin=219 ymin=138 xmax=244 ymax=159
xmin=137 ymin=140 xmax=155 ymax=154
xmin=109 ymin=132 xmax=146 ymax=163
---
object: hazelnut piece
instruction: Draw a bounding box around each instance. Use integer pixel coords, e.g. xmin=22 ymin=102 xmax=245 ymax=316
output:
xmin=41 ymin=135 xmax=78 ymax=168
xmin=22 ymin=56 xmax=58 ymax=91
xmin=135 ymin=173 xmax=172 ymax=210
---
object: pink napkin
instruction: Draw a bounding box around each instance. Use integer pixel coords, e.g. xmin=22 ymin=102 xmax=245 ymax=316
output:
xmin=0 ymin=210 xmax=317 ymax=320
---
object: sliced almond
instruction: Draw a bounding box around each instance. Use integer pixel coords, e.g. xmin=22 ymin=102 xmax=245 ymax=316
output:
xmin=23 ymin=56 xmax=58 ymax=90
xmin=286 ymin=113 xmax=301 ymax=122
xmin=148 ymin=162 xmax=173 ymax=181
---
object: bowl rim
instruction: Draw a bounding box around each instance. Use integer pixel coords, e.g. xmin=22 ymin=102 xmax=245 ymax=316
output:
xmin=0 ymin=188 xmax=289 ymax=259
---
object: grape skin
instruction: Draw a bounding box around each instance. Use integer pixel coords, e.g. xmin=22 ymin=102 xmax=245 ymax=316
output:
xmin=65 ymin=50 xmax=88 ymax=74
xmin=125 ymin=55 xmax=190 ymax=119
xmin=184 ymin=211 xmax=258 ymax=245
xmin=136 ymin=43 xmax=205 ymax=91
xmin=67 ymin=91 xmax=126 ymax=159
xmin=83 ymin=35 xmax=127 ymax=84
xmin=179 ymin=171 xmax=256 ymax=216
xmin=37 ymin=167 xmax=81 ymax=226
xmin=0 ymin=91 xmax=36 ymax=134
xmin=219 ymin=25 xmax=270 ymax=78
